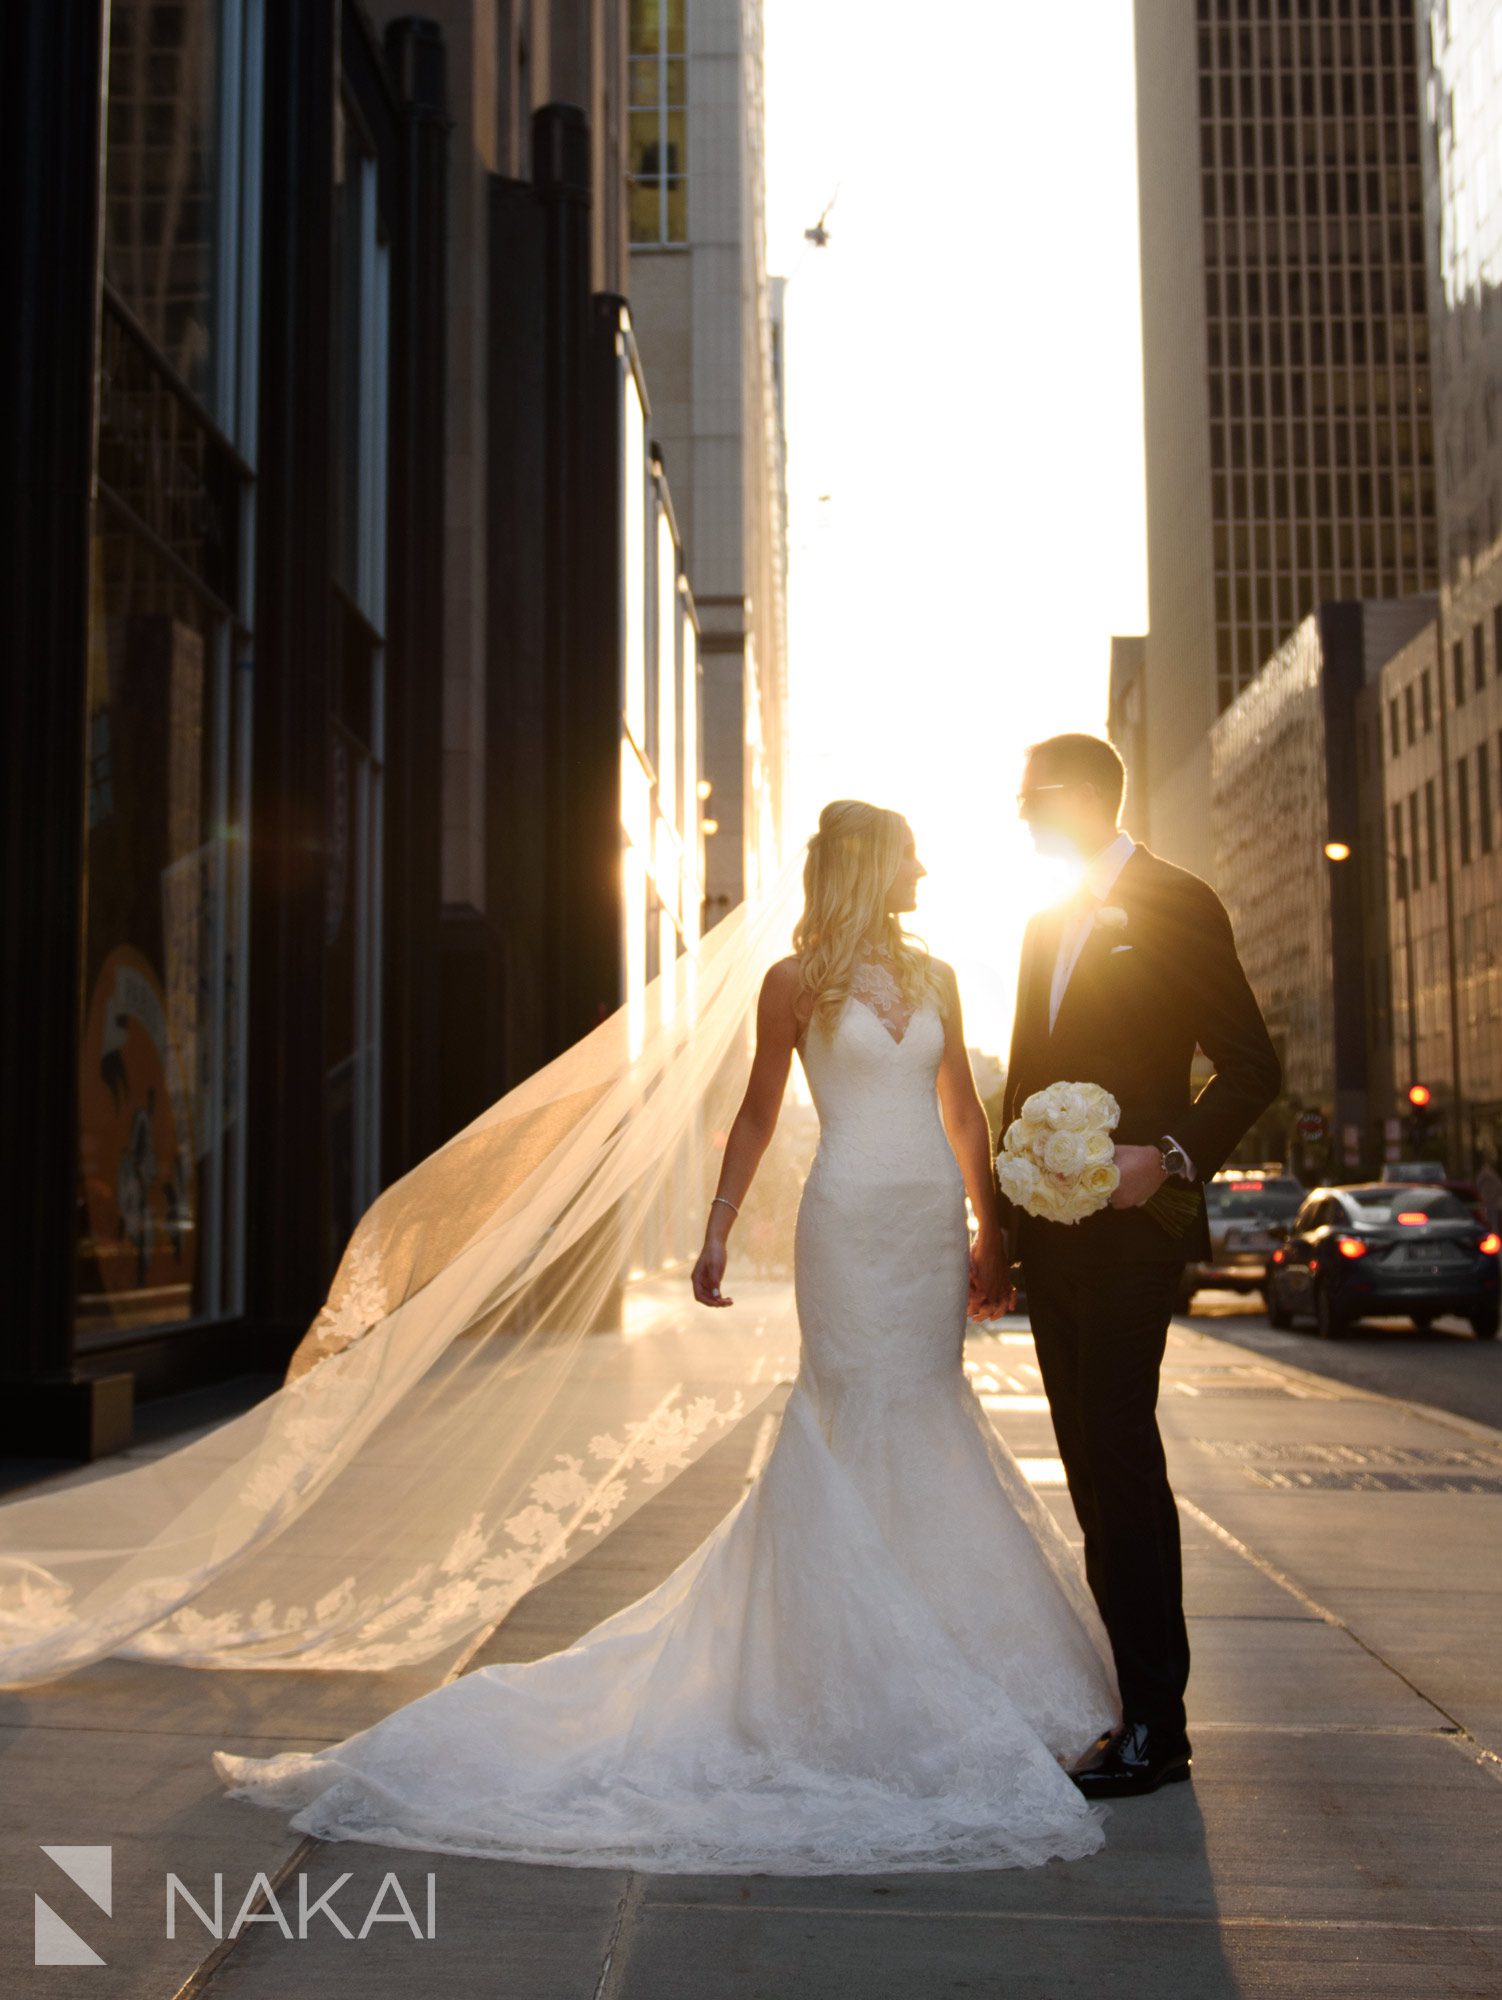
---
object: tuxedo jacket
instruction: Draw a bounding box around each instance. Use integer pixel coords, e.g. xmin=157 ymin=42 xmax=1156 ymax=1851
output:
xmin=1001 ymin=842 xmax=1282 ymax=1268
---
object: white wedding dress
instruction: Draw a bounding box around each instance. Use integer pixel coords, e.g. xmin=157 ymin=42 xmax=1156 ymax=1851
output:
xmin=213 ymin=953 xmax=1121 ymax=1873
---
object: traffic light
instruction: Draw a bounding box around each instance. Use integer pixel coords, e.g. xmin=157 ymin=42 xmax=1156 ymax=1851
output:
xmin=1405 ymin=1083 xmax=1437 ymax=1157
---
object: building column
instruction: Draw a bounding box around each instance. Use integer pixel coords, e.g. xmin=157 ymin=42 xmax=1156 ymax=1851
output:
xmin=0 ymin=0 xmax=132 ymax=1456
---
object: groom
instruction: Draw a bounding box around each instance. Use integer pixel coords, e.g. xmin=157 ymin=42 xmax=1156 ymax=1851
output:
xmin=1000 ymin=732 xmax=1281 ymax=1797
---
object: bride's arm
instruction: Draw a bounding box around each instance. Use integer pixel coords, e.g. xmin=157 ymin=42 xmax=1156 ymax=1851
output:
xmin=691 ymin=959 xmax=801 ymax=1308
xmin=933 ymin=962 xmax=1015 ymax=1317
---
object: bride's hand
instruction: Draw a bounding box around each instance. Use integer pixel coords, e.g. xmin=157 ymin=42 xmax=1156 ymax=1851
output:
xmin=968 ymin=1232 xmax=1015 ymax=1320
xmin=692 ymin=1237 xmax=733 ymax=1308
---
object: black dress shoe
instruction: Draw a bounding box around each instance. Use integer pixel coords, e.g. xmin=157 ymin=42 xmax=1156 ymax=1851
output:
xmin=1070 ymin=1720 xmax=1192 ymax=1797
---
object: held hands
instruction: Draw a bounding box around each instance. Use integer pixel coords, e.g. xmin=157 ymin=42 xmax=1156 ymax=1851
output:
xmin=1108 ymin=1142 xmax=1170 ymax=1209
xmin=967 ymin=1230 xmax=1016 ymax=1320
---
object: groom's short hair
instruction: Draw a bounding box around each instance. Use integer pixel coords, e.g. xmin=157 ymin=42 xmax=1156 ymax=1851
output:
xmin=1026 ymin=733 xmax=1126 ymax=818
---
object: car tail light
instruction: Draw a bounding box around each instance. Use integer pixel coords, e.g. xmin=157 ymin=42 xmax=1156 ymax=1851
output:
xmin=1336 ymin=1236 xmax=1367 ymax=1259
xmin=1481 ymin=1233 xmax=1501 ymax=1256
xmin=1396 ymin=1212 xmax=1429 ymax=1226
xmin=1308 ymin=1255 xmax=1320 ymax=1274
xmin=1271 ymin=1246 xmax=1286 ymax=1264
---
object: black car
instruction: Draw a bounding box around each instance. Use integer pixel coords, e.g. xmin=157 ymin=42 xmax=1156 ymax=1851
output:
xmin=1266 ymin=1183 xmax=1500 ymax=1340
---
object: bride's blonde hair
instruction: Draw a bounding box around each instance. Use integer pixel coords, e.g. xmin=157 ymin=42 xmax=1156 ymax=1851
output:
xmin=791 ymin=800 xmax=947 ymax=1035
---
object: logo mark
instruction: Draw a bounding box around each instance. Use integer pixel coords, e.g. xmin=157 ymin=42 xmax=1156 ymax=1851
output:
xmin=35 ymin=1845 xmax=112 ymax=1966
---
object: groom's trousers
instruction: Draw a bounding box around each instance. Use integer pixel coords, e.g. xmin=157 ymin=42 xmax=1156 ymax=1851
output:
xmin=1022 ymin=1245 xmax=1191 ymax=1737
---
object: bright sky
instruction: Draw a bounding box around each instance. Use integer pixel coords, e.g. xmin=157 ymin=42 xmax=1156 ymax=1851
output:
xmin=763 ymin=0 xmax=1150 ymax=1056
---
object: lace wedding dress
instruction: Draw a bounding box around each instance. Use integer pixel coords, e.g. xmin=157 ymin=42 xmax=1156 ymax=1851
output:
xmin=213 ymin=950 xmax=1121 ymax=1874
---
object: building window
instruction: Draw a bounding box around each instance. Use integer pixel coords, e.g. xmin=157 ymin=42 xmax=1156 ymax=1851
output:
xmin=1405 ymin=681 xmax=1416 ymax=744
xmin=1475 ymin=624 xmax=1487 ymax=693
xmin=1409 ymin=791 xmax=1421 ymax=892
xmin=1454 ymin=638 xmax=1467 ymax=705
xmin=1479 ymin=744 xmax=1493 ymax=856
xmin=1391 ymin=802 xmax=1407 ymax=895
xmin=628 ymin=0 xmax=687 ymax=246
xmin=80 ymin=0 xmax=262 ymax=1340
xmin=1458 ymin=755 xmax=1471 ymax=865
xmin=1421 ymin=669 xmax=1433 ymax=733
xmin=1424 ymin=777 xmax=1437 ymax=884
xmin=325 ymin=87 xmax=392 ymax=1262
xmin=1388 ymin=694 xmax=1400 ymax=753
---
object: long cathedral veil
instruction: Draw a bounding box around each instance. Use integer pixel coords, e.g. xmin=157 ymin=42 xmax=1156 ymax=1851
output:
xmin=0 ymin=854 xmax=811 ymax=1687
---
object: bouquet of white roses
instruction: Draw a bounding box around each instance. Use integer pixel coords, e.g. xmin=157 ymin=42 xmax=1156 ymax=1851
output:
xmin=995 ymin=1081 xmax=1199 ymax=1235
xmin=995 ymin=1082 xmax=1122 ymax=1225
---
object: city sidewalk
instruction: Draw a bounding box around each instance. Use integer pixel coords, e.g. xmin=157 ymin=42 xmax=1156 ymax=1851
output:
xmin=2 ymin=1306 xmax=1500 ymax=1999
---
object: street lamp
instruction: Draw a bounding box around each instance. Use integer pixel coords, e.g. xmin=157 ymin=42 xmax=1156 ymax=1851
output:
xmin=1324 ymin=835 xmax=1419 ymax=1138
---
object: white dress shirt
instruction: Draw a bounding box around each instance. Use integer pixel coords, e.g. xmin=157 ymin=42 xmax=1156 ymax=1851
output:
xmin=1048 ymin=830 xmax=1137 ymax=1033
xmin=1047 ymin=829 xmax=1196 ymax=1180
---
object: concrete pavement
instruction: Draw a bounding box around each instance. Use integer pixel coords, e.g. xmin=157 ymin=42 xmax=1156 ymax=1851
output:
xmin=2 ymin=1306 xmax=1500 ymax=1999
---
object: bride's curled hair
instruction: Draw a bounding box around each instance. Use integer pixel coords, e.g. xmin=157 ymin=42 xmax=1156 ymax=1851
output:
xmin=792 ymin=800 xmax=948 ymax=1036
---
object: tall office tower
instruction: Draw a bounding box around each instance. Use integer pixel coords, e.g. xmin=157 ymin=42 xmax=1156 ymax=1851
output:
xmin=1414 ymin=0 xmax=1502 ymax=1162
xmin=626 ymin=0 xmax=790 ymax=924
xmin=1134 ymin=0 xmax=1439 ymax=873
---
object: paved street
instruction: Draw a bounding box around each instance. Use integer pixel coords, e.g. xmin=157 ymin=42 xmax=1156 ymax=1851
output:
xmin=1185 ymin=1284 xmax=1502 ymax=1434
xmin=2 ymin=1303 xmax=1500 ymax=1999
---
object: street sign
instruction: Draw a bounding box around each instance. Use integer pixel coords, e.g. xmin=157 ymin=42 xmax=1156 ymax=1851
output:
xmin=1296 ymin=1111 xmax=1326 ymax=1139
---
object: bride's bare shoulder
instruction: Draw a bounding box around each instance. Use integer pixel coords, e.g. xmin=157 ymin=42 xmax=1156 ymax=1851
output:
xmin=762 ymin=955 xmax=814 ymax=1035
xmin=924 ymin=954 xmax=961 ymax=1015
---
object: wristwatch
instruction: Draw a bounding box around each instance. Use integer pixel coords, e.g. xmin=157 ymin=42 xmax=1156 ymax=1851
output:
xmin=1157 ymin=1135 xmax=1192 ymax=1181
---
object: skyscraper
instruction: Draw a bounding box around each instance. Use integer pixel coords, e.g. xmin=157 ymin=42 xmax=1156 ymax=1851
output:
xmin=1134 ymin=0 xmax=1440 ymax=872
xmin=1414 ymin=0 xmax=1502 ymax=1165
xmin=626 ymin=0 xmax=790 ymax=924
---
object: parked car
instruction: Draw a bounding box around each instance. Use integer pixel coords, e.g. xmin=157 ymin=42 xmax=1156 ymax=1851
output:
xmin=1380 ymin=1160 xmax=1446 ymax=1183
xmin=1265 ymin=1182 xmax=1500 ymax=1340
xmin=1178 ymin=1169 xmax=1306 ymax=1311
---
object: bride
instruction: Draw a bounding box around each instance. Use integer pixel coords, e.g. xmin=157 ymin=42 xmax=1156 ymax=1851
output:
xmin=212 ymin=800 xmax=1122 ymax=1874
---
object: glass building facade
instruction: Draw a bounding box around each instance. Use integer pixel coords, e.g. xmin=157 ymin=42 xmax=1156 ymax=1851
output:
xmin=1 ymin=0 xmax=449 ymax=1456
xmin=1198 ymin=0 xmax=1440 ymax=715
xmin=1417 ymin=0 xmax=1502 ymax=1167
xmin=1135 ymin=0 xmax=1442 ymax=872
xmin=79 ymin=0 xmax=263 ymax=1342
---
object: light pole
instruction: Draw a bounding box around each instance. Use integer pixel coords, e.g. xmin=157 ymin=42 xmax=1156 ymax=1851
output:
xmin=1324 ymin=835 xmax=1419 ymax=1146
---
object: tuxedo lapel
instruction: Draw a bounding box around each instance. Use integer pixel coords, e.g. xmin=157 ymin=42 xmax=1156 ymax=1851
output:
xmin=1025 ymin=904 xmax=1065 ymax=1047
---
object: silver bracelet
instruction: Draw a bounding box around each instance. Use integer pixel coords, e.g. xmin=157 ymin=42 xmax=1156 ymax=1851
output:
xmin=709 ymin=1195 xmax=739 ymax=1216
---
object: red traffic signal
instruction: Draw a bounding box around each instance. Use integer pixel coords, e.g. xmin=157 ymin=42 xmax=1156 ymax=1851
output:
xmin=1407 ymin=1083 xmax=1432 ymax=1109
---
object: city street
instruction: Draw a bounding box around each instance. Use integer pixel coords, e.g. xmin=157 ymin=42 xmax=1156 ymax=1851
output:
xmin=1186 ymin=1285 xmax=1502 ymax=1435
xmin=3 ymin=1293 xmax=1499 ymax=2000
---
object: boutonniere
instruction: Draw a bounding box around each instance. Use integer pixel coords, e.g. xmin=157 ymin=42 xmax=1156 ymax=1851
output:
xmin=1093 ymin=905 xmax=1128 ymax=932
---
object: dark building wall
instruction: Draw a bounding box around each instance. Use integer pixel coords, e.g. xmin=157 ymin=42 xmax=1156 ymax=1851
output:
xmin=0 ymin=1 xmax=452 ymax=1456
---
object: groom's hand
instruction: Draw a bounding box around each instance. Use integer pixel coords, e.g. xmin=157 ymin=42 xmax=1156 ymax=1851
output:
xmin=968 ymin=1232 xmax=1015 ymax=1319
xmin=1109 ymin=1143 xmax=1169 ymax=1209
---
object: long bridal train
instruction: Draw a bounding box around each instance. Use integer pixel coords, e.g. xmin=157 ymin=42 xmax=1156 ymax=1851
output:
xmin=214 ymin=962 xmax=1120 ymax=1875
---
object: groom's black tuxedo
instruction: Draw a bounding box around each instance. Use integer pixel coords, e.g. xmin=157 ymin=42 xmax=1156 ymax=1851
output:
xmin=1000 ymin=838 xmax=1281 ymax=1738
xmin=1001 ymin=840 xmax=1282 ymax=1268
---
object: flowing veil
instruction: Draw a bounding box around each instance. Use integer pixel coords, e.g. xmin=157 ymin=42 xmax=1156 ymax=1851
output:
xmin=0 ymin=855 xmax=812 ymax=1688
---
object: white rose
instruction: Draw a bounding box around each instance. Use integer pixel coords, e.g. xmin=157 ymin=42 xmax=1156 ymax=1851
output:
xmin=1083 ymin=1127 xmax=1116 ymax=1163
xmin=1020 ymin=1088 xmax=1053 ymax=1124
xmin=1076 ymin=1082 xmax=1121 ymax=1127
xmin=1080 ymin=1159 xmax=1121 ymax=1203
xmin=1027 ymin=1179 xmax=1065 ymax=1220
xmin=1052 ymin=1087 xmax=1092 ymax=1131
xmin=1042 ymin=1128 xmax=1090 ymax=1176
xmin=1018 ymin=1117 xmax=1052 ymax=1157
xmin=996 ymin=1154 xmax=1042 ymax=1206
xmin=1002 ymin=1118 xmax=1031 ymax=1156
xmin=1094 ymin=905 xmax=1128 ymax=931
